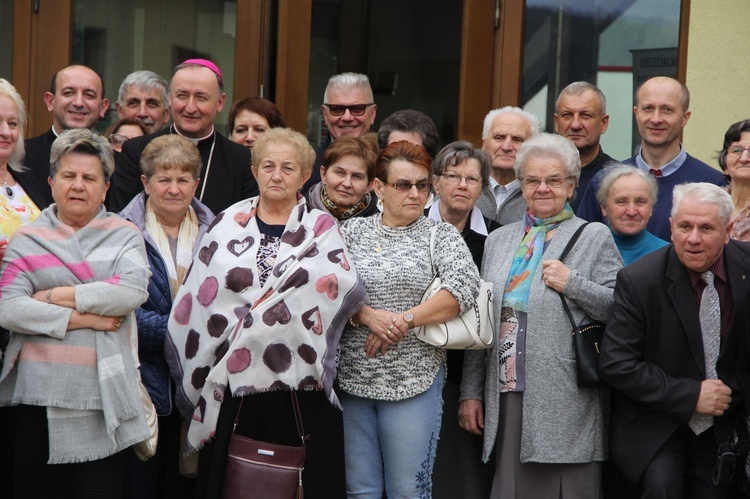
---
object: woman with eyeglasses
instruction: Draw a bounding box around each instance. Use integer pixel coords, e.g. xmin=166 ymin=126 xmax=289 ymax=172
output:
xmin=428 ymin=141 xmax=499 ymax=499
xmin=305 ymin=135 xmax=379 ymax=221
xmin=104 ymin=117 xmax=147 ymax=153
xmin=717 ymin=119 xmax=750 ymax=241
xmin=338 ymin=140 xmax=480 ymax=497
xmin=460 ymin=133 xmax=621 ymax=498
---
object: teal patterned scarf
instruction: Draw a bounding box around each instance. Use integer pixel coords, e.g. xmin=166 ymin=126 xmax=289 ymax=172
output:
xmin=502 ymin=204 xmax=573 ymax=312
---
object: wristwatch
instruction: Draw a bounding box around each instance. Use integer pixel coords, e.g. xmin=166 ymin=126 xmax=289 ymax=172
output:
xmin=403 ymin=311 xmax=415 ymax=329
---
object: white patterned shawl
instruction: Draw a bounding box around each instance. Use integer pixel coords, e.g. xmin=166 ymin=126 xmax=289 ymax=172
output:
xmin=0 ymin=206 xmax=151 ymax=463
xmin=165 ymin=196 xmax=366 ymax=452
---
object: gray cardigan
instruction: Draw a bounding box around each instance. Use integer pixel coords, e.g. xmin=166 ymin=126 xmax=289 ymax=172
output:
xmin=476 ymin=185 xmax=527 ymax=226
xmin=461 ymin=216 xmax=623 ymax=464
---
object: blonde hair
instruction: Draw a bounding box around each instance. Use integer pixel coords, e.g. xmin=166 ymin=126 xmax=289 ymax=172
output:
xmin=0 ymin=79 xmax=28 ymax=172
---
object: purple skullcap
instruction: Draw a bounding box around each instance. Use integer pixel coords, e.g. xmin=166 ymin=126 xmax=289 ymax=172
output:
xmin=180 ymin=59 xmax=223 ymax=82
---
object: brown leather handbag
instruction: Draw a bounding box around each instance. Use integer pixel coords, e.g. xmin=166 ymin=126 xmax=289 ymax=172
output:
xmin=221 ymin=392 xmax=307 ymax=499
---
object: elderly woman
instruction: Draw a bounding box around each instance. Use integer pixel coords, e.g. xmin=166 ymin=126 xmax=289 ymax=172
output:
xmin=597 ymin=165 xmax=668 ymax=265
xmin=427 ymin=140 xmax=498 ymax=498
xmin=460 ymin=133 xmax=622 ymax=498
xmin=0 ymin=128 xmax=150 ymax=498
xmin=118 ymin=134 xmax=214 ymax=498
xmin=306 ymin=135 xmax=378 ymax=221
xmin=0 ymin=77 xmax=48 ymax=498
xmin=718 ymin=119 xmax=750 ymax=240
xmin=165 ymin=127 xmax=365 ymax=498
xmin=229 ymin=96 xmax=286 ymax=150
xmin=339 ymin=141 xmax=480 ymax=497
xmin=104 ymin=117 xmax=147 ymax=153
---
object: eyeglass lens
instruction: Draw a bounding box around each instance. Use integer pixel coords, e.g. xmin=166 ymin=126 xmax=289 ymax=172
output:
xmin=325 ymin=104 xmax=371 ymax=116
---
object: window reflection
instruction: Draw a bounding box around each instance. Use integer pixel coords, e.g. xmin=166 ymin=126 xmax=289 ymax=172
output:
xmin=72 ymin=0 xmax=237 ymax=134
xmin=307 ymin=0 xmax=462 ymax=148
xmin=521 ymin=0 xmax=680 ymax=158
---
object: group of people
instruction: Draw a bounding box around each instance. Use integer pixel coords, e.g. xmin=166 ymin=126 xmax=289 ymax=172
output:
xmin=0 ymin=55 xmax=749 ymax=499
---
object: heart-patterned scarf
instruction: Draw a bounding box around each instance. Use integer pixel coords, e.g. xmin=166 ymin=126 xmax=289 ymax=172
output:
xmin=165 ymin=195 xmax=366 ymax=452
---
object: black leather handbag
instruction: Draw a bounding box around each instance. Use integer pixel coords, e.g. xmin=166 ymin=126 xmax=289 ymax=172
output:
xmin=221 ymin=392 xmax=307 ymax=499
xmin=557 ymin=223 xmax=607 ymax=388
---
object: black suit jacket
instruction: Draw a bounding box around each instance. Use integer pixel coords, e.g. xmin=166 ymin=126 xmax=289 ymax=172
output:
xmin=107 ymin=126 xmax=258 ymax=214
xmin=599 ymin=241 xmax=750 ymax=483
xmin=23 ymin=127 xmax=56 ymax=206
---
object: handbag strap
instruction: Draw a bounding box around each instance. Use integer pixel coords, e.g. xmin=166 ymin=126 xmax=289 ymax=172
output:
xmin=231 ymin=391 xmax=307 ymax=446
xmin=428 ymin=224 xmax=438 ymax=276
xmin=555 ymin=223 xmax=590 ymax=330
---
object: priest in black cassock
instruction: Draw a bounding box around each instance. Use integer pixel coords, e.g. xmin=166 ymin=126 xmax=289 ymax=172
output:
xmin=107 ymin=59 xmax=258 ymax=214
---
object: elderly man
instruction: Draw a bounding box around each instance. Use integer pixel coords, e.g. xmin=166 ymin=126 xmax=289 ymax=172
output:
xmin=476 ymin=106 xmax=540 ymax=225
xmin=107 ymin=59 xmax=257 ymax=214
xmin=377 ymin=109 xmax=439 ymax=158
xmin=554 ymin=81 xmax=612 ymax=211
xmin=302 ymin=72 xmax=377 ymax=193
xmin=577 ymin=77 xmax=725 ymax=240
xmin=25 ymin=65 xmax=109 ymax=205
xmin=115 ymin=70 xmax=170 ymax=134
xmin=600 ymin=183 xmax=750 ymax=498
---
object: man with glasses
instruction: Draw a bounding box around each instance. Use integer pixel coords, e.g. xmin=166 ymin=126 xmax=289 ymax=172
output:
xmin=576 ymin=76 xmax=725 ymax=241
xmin=25 ymin=64 xmax=109 ymax=206
xmin=303 ymin=72 xmax=377 ymax=193
xmin=476 ymin=106 xmax=540 ymax=225
xmin=115 ymin=70 xmax=171 ymax=134
xmin=107 ymin=59 xmax=257 ymax=214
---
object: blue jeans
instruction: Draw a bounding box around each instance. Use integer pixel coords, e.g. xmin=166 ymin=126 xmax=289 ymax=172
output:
xmin=341 ymin=365 xmax=444 ymax=499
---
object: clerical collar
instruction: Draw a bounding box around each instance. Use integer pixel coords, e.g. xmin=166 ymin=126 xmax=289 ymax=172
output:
xmin=171 ymin=124 xmax=215 ymax=144
xmin=170 ymin=124 xmax=217 ymax=202
xmin=51 ymin=125 xmax=61 ymax=138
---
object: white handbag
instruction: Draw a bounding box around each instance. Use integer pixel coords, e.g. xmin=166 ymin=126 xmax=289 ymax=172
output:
xmin=133 ymin=376 xmax=159 ymax=461
xmin=415 ymin=226 xmax=495 ymax=350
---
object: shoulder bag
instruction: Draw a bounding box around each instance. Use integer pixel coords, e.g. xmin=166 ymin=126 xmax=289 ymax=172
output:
xmin=415 ymin=225 xmax=494 ymax=350
xmin=221 ymin=391 xmax=307 ymax=499
xmin=557 ymin=222 xmax=606 ymax=388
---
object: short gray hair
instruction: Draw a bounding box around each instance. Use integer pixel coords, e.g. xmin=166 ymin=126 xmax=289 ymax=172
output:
xmin=432 ymin=141 xmax=492 ymax=188
xmin=556 ymin=81 xmax=607 ymax=114
xmin=50 ymin=129 xmax=114 ymax=183
xmin=482 ymin=106 xmax=540 ymax=140
xmin=0 ymin=78 xmax=27 ymax=172
xmin=596 ymin=165 xmax=657 ymax=206
xmin=323 ymin=73 xmax=373 ymax=103
xmin=117 ymin=70 xmax=170 ymax=108
xmin=514 ymin=133 xmax=581 ymax=182
xmin=671 ymin=183 xmax=733 ymax=224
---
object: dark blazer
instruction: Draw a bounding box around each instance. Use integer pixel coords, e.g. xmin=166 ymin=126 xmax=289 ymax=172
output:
xmin=599 ymin=241 xmax=750 ymax=483
xmin=9 ymin=167 xmax=50 ymax=211
xmin=107 ymin=126 xmax=258 ymax=214
xmin=23 ymin=127 xmax=56 ymax=206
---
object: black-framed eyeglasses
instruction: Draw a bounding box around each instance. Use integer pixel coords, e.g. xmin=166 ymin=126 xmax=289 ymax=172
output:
xmin=727 ymin=146 xmax=750 ymax=157
xmin=323 ymin=103 xmax=375 ymax=116
xmin=520 ymin=176 xmax=572 ymax=189
xmin=440 ymin=173 xmax=482 ymax=187
xmin=385 ymin=181 xmax=431 ymax=193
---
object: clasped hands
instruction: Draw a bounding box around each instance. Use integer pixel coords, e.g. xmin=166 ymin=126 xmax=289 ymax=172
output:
xmin=359 ymin=306 xmax=409 ymax=357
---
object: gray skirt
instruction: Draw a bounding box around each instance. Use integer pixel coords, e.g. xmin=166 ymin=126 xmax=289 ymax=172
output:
xmin=492 ymin=392 xmax=602 ymax=499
